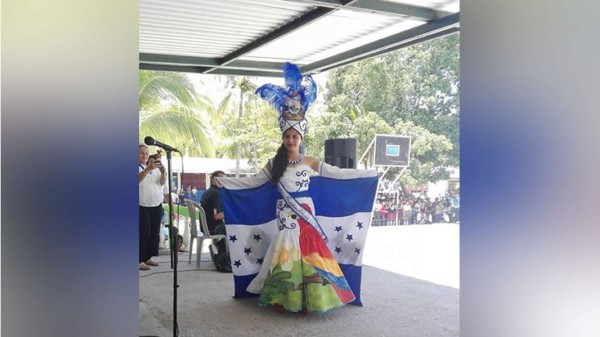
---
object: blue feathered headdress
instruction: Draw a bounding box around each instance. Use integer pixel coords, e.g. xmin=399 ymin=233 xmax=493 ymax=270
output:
xmin=255 ymin=62 xmax=317 ymax=137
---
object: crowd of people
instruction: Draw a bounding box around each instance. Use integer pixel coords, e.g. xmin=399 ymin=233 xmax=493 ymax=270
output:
xmin=372 ymin=192 xmax=460 ymax=226
xmin=173 ymin=184 xmax=201 ymax=205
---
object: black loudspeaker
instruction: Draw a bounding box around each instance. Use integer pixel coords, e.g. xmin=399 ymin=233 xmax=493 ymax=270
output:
xmin=324 ymin=138 xmax=357 ymax=168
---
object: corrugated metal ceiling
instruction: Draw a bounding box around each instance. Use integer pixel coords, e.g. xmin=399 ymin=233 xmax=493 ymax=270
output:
xmin=139 ymin=0 xmax=459 ymax=77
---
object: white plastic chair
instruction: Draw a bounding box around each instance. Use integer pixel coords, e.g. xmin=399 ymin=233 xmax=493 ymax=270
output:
xmin=185 ymin=200 xmax=228 ymax=269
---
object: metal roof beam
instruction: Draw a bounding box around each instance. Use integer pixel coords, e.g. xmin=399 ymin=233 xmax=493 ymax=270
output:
xmin=315 ymin=28 xmax=460 ymax=73
xmin=203 ymin=7 xmax=335 ymax=74
xmin=303 ymin=12 xmax=459 ymax=74
xmin=281 ymin=0 xmax=442 ymax=21
xmin=139 ymin=62 xmax=283 ymax=78
xmin=212 ymin=60 xmax=284 ymax=72
xmin=207 ymin=68 xmax=282 ymax=78
xmin=139 ymin=54 xmax=283 ymax=71
xmin=139 ymin=63 xmax=212 ymax=74
xmin=140 ymin=53 xmax=219 ymax=67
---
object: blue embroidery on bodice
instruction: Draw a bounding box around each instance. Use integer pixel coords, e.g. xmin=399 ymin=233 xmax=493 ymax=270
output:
xmin=276 ymin=165 xmax=312 ymax=230
xmin=280 ymin=164 xmax=310 ymax=193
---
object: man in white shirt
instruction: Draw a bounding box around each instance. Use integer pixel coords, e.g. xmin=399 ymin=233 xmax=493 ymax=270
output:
xmin=139 ymin=145 xmax=167 ymax=270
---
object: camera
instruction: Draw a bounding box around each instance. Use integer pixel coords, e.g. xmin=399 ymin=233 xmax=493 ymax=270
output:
xmin=147 ymin=153 xmax=162 ymax=166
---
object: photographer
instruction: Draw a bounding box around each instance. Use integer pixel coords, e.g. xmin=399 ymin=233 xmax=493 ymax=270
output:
xmin=138 ymin=144 xmax=167 ymax=270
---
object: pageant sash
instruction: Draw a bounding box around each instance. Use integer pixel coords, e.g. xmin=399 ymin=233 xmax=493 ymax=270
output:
xmin=277 ymin=181 xmax=328 ymax=242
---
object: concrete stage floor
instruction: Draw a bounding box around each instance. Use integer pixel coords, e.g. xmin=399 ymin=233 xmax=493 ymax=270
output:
xmin=139 ymin=224 xmax=459 ymax=337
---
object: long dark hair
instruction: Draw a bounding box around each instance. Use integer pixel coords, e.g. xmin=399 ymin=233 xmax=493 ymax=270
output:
xmin=270 ymin=143 xmax=288 ymax=184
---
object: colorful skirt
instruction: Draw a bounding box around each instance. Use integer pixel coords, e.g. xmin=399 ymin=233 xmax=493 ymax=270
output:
xmin=253 ymin=202 xmax=355 ymax=312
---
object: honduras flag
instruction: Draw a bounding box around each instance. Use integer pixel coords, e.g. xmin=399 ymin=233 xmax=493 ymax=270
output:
xmin=219 ymin=163 xmax=378 ymax=305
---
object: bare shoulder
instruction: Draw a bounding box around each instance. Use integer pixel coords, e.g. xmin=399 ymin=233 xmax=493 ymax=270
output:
xmin=264 ymin=162 xmax=272 ymax=173
xmin=303 ymin=156 xmax=321 ymax=172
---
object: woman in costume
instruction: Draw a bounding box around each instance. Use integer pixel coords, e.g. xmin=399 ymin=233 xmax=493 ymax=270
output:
xmin=218 ymin=63 xmax=378 ymax=313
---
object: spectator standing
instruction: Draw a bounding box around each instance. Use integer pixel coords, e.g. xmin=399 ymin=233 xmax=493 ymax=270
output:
xmin=373 ymin=199 xmax=383 ymax=226
xmin=385 ymin=201 xmax=396 ymax=226
xmin=413 ymin=198 xmax=422 ymax=224
xmin=397 ymin=199 xmax=404 ymax=225
xmin=139 ymin=144 xmax=167 ymax=270
xmin=451 ymin=192 xmax=460 ymax=223
xmin=403 ymin=201 xmax=412 ymax=225
xmin=443 ymin=197 xmax=452 ymax=222
xmin=380 ymin=201 xmax=388 ymax=226
xmin=434 ymin=197 xmax=444 ymax=223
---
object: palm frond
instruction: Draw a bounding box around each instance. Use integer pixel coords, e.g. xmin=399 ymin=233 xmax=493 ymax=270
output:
xmin=140 ymin=109 xmax=214 ymax=157
xmin=139 ymin=71 xmax=196 ymax=110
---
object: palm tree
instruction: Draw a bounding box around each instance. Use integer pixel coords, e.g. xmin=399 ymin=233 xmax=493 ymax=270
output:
xmin=139 ymin=70 xmax=196 ymax=110
xmin=213 ymin=76 xmax=265 ymax=174
xmin=139 ymin=70 xmax=214 ymax=157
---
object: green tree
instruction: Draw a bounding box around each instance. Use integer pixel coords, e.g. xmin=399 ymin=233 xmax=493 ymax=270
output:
xmin=139 ymin=70 xmax=196 ymax=109
xmin=307 ymin=108 xmax=452 ymax=189
xmin=139 ymin=70 xmax=214 ymax=157
xmin=390 ymin=120 xmax=453 ymax=191
xmin=213 ymin=76 xmax=281 ymax=172
xmin=324 ymin=33 xmax=460 ymax=167
xmin=305 ymin=109 xmax=392 ymax=166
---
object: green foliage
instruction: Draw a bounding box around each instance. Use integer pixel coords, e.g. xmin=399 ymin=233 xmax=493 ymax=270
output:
xmin=324 ymin=33 xmax=460 ymax=168
xmin=213 ymin=77 xmax=281 ymax=171
xmin=140 ymin=107 xmax=214 ymax=157
xmin=139 ymin=71 xmax=196 ymax=110
xmin=305 ymin=283 xmax=343 ymax=310
xmin=305 ymin=110 xmax=393 ymax=165
xmin=260 ymin=268 xmax=297 ymax=304
xmin=306 ymin=109 xmax=453 ymax=186
xmin=312 ymin=33 xmax=459 ymax=186
xmin=392 ymin=120 xmax=453 ymax=186
xmin=138 ymin=34 xmax=459 ymax=183
xmin=139 ymin=70 xmax=215 ymax=157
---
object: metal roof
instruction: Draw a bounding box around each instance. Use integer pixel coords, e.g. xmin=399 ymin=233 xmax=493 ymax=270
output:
xmin=139 ymin=0 xmax=459 ymax=77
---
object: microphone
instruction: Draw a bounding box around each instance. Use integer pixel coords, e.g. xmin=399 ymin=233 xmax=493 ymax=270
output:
xmin=144 ymin=136 xmax=180 ymax=153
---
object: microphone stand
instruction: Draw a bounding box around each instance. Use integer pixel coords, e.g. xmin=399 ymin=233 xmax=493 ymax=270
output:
xmin=165 ymin=149 xmax=179 ymax=337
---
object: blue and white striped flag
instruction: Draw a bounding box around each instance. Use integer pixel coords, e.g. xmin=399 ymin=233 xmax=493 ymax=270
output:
xmin=219 ymin=165 xmax=378 ymax=305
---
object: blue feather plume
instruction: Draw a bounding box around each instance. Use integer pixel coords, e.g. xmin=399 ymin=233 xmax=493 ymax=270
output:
xmin=255 ymin=62 xmax=318 ymax=115
xmin=255 ymin=83 xmax=289 ymax=115
xmin=301 ymin=75 xmax=317 ymax=112
xmin=283 ymin=62 xmax=303 ymax=92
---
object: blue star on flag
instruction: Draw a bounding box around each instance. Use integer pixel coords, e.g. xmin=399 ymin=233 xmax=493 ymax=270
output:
xmin=356 ymin=221 xmax=363 ymax=229
xmin=335 ymin=246 xmax=342 ymax=254
xmin=346 ymin=234 xmax=354 ymax=242
xmin=257 ymin=257 xmax=264 ymax=264
xmin=244 ymin=247 xmax=252 ymax=255
xmin=354 ymin=248 xmax=361 ymax=254
xmin=335 ymin=226 xmax=343 ymax=232
xmin=253 ymin=234 xmax=262 ymax=241
xmin=229 ymin=235 xmax=237 ymax=242
xmin=234 ymin=260 xmax=242 ymax=268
